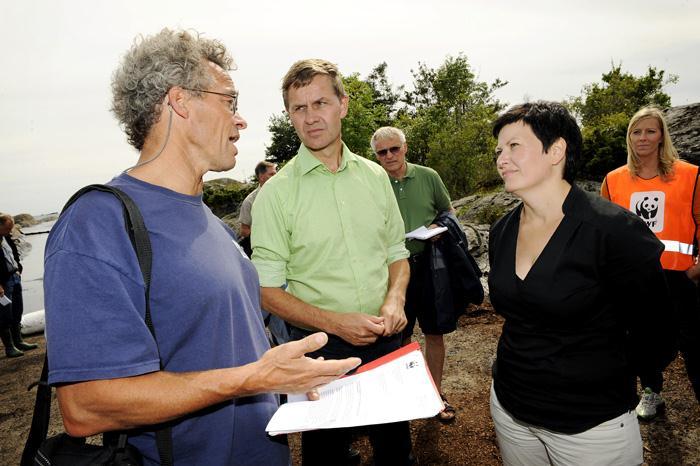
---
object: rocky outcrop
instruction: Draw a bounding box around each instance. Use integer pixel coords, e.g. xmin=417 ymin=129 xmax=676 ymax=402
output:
xmin=667 ymin=103 xmax=700 ymax=164
xmin=13 ymin=214 xmax=38 ymax=228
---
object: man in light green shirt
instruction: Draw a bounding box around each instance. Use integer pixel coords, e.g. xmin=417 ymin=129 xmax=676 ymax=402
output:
xmin=251 ymin=59 xmax=413 ymax=466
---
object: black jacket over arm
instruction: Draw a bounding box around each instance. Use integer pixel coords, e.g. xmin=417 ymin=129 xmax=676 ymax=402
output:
xmin=420 ymin=212 xmax=484 ymax=333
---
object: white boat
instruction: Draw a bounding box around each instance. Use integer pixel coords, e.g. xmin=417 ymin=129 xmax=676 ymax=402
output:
xmin=21 ymin=309 xmax=45 ymax=335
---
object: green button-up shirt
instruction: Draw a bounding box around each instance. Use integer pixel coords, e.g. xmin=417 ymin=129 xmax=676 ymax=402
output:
xmin=390 ymin=162 xmax=452 ymax=256
xmin=251 ymin=143 xmax=409 ymax=318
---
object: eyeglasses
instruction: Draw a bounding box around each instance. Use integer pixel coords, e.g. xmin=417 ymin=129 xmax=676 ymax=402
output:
xmin=375 ymin=146 xmax=402 ymax=157
xmin=182 ymin=87 xmax=239 ymax=114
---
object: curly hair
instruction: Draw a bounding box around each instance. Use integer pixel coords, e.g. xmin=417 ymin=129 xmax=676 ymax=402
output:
xmin=111 ymin=28 xmax=235 ymax=150
xmin=626 ymin=106 xmax=678 ymax=178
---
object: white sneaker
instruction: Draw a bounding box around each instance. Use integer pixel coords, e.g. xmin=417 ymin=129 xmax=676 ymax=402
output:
xmin=636 ymin=387 xmax=665 ymax=420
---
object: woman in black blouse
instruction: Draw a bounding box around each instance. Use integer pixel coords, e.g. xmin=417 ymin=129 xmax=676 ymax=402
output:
xmin=488 ymin=101 xmax=671 ymax=465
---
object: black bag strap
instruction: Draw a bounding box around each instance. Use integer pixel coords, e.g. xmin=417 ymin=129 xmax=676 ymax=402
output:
xmin=21 ymin=184 xmax=174 ymax=466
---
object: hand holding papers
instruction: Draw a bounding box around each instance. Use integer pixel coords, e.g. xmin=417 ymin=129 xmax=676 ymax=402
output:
xmin=265 ymin=342 xmax=443 ymax=435
xmin=0 ymin=295 xmax=11 ymax=306
xmin=405 ymin=225 xmax=447 ymax=240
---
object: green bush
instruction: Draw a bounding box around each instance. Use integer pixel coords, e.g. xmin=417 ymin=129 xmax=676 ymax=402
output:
xmin=202 ymin=181 xmax=255 ymax=218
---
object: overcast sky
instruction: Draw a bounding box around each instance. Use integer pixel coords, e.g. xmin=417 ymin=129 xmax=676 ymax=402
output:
xmin=2 ymin=0 xmax=699 ymax=215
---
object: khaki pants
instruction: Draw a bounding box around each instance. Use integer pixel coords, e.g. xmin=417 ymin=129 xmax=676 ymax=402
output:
xmin=490 ymin=384 xmax=643 ymax=466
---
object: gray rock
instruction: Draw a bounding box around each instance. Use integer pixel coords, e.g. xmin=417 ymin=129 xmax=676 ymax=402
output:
xmin=666 ymin=103 xmax=700 ymax=164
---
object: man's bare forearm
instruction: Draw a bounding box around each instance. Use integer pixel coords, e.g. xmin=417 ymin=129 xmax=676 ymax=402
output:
xmin=57 ymin=333 xmax=359 ymax=437
xmin=261 ymin=287 xmax=339 ymax=333
xmin=58 ymin=365 xmax=256 ymax=437
xmin=385 ymin=259 xmax=409 ymax=305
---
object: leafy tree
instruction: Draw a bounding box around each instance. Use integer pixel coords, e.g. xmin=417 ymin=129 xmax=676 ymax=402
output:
xmin=570 ymin=65 xmax=676 ymax=126
xmin=579 ymin=113 xmax=629 ymax=179
xmin=402 ymin=55 xmax=506 ymax=197
xmin=203 ymin=179 xmax=254 ymax=218
xmin=569 ymin=64 xmax=676 ymax=179
xmin=366 ymin=62 xmax=403 ymax=125
xmin=264 ymin=113 xmax=299 ymax=165
xmin=341 ymin=73 xmax=389 ymax=158
xmin=263 ymin=55 xmax=507 ymax=200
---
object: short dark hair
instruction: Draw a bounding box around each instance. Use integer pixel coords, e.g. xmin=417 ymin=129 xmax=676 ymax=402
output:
xmin=492 ymin=101 xmax=581 ymax=183
xmin=254 ymin=161 xmax=276 ymax=179
xmin=282 ymin=59 xmax=346 ymax=110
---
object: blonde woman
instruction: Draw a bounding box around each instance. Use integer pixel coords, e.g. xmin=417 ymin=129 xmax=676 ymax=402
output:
xmin=602 ymin=106 xmax=700 ymax=419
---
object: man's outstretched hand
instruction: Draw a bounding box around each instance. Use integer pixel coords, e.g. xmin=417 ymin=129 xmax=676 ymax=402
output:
xmin=252 ymin=332 xmax=361 ymax=396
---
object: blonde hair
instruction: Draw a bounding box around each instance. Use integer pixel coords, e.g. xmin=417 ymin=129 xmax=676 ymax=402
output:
xmin=626 ymin=106 xmax=678 ymax=178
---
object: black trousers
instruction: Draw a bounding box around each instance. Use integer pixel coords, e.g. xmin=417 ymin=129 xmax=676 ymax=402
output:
xmin=0 ymin=273 xmax=23 ymax=328
xmin=639 ymin=270 xmax=700 ymax=402
xmin=290 ymin=327 xmax=413 ymax=466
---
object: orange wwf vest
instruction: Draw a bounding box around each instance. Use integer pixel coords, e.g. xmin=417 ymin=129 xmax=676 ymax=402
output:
xmin=605 ymin=160 xmax=699 ymax=271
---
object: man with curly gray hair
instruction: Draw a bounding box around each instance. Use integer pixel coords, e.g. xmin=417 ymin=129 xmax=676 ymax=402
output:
xmin=43 ymin=29 xmax=360 ymax=465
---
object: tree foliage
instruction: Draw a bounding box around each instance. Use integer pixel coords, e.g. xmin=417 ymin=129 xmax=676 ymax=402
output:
xmin=264 ymin=55 xmax=506 ymax=198
xmin=263 ymin=58 xmax=676 ymax=201
xmin=366 ymin=62 xmax=402 ymax=125
xmin=569 ymin=64 xmax=676 ymax=179
xmin=341 ymin=73 xmax=389 ymax=158
xmin=402 ymin=55 xmax=506 ymax=196
xmin=264 ymin=113 xmax=299 ymax=165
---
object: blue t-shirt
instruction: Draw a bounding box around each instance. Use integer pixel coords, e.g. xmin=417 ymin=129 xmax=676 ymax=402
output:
xmin=44 ymin=173 xmax=289 ymax=466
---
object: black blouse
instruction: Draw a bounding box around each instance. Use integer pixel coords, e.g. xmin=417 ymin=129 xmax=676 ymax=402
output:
xmin=488 ymin=185 xmax=670 ymax=434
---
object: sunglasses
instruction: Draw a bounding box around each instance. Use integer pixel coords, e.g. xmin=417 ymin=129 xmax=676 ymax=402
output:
xmin=375 ymin=146 xmax=402 ymax=157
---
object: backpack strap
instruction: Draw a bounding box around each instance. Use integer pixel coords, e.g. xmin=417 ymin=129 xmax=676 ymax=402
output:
xmin=21 ymin=184 xmax=174 ymax=466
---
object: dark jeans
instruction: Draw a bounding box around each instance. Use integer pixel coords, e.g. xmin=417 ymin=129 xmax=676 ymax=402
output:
xmin=0 ymin=273 xmax=23 ymax=328
xmin=290 ymin=327 xmax=413 ymax=466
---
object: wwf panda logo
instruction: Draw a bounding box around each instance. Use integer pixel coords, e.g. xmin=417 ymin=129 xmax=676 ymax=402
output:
xmin=635 ymin=196 xmax=659 ymax=220
xmin=629 ymin=191 xmax=665 ymax=233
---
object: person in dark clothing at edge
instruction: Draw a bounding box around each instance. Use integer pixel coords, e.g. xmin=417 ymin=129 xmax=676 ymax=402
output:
xmin=602 ymin=106 xmax=700 ymax=419
xmin=488 ymin=101 xmax=672 ymax=465
xmin=0 ymin=213 xmax=38 ymax=357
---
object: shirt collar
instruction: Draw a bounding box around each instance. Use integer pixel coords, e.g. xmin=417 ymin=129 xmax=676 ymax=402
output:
xmin=404 ymin=163 xmax=416 ymax=179
xmin=561 ymin=183 xmax=584 ymax=217
xmin=296 ymin=142 xmax=359 ymax=176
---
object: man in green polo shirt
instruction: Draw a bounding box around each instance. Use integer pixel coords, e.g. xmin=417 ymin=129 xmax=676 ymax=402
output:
xmin=251 ymin=59 xmax=413 ymax=466
xmin=371 ymin=126 xmax=456 ymax=423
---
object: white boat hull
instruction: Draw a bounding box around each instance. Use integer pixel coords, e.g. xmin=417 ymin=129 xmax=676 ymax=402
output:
xmin=21 ymin=309 xmax=45 ymax=335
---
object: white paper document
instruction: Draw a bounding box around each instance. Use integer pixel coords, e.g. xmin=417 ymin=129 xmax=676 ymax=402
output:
xmin=265 ymin=342 xmax=443 ymax=435
xmin=405 ymin=225 xmax=447 ymax=240
xmin=0 ymin=295 xmax=11 ymax=306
